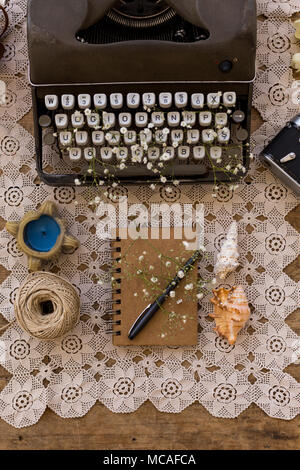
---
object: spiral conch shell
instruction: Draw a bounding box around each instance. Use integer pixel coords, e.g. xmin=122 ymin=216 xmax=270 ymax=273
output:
xmin=210 ymin=285 xmax=250 ymax=345
xmin=215 ymin=222 xmax=239 ymax=279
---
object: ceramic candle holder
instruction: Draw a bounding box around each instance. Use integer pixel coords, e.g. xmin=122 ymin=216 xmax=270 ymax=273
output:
xmin=6 ymin=201 xmax=79 ymax=271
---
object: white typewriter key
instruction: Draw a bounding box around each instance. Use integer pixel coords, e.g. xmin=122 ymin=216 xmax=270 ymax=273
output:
xmin=215 ymin=113 xmax=228 ymax=127
xmin=127 ymin=93 xmax=140 ymax=109
xmin=116 ymin=147 xmax=128 ymax=161
xmin=210 ymin=146 xmax=222 ymax=160
xmin=135 ymin=112 xmax=148 ymax=127
xmin=75 ymin=131 xmax=88 ymax=146
xmin=175 ymin=92 xmax=188 ymax=108
xmin=61 ymin=94 xmax=75 ymax=110
xmin=178 ymin=146 xmax=190 ymax=160
xmin=100 ymin=147 xmax=113 ymax=162
xmin=182 ymin=111 xmax=196 ymax=126
xmin=106 ymin=131 xmax=120 ymax=145
xmin=102 ymin=112 xmax=116 ymax=129
xmin=87 ymin=113 xmax=100 ymax=128
xmin=191 ymin=93 xmax=204 ymax=109
xmin=159 ymin=93 xmax=172 ymax=109
xmin=78 ymin=94 xmax=91 ymax=109
xmin=223 ymin=92 xmax=236 ymax=107
xmin=119 ymin=113 xmax=132 ymax=127
xmin=167 ymin=112 xmax=180 ymax=127
xmin=59 ymin=131 xmax=72 ymax=147
xmin=217 ymin=127 xmax=230 ymax=144
xmin=155 ymin=130 xmax=168 ymax=144
xmin=110 ymin=93 xmax=123 ymax=109
xmin=92 ymin=131 xmax=104 ymax=145
xmin=207 ymin=93 xmax=221 ymax=108
xmin=94 ymin=94 xmax=107 ymax=109
xmin=193 ymin=146 xmax=206 ymax=160
xmin=131 ymin=146 xmax=143 ymax=162
xmin=84 ymin=147 xmax=96 ymax=161
xmin=69 ymin=148 xmax=82 ymax=162
xmin=71 ymin=112 xmax=84 ymax=128
xmin=171 ymin=129 xmax=184 ymax=143
xmin=162 ymin=147 xmax=175 ymax=161
xmin=151 ymin=112 xmax=165 ymax=127
xmin=55 ymin=114 xmax=68 ymax=129
xmin=142 ymin=93 xmax=156 ymax=108
xmin=45 ymin=95 xmax=58 ymax=110
xmin=148 ymin=147 xmax=160 ymax=161
xmin=124 ymin=130 xmax=136 ymax=145
xmin=140 ymin=130 xmax=152 ymax=144
xmin=202 ymin=129 xmax=216 ymax=144
xmin=199 ymin=111 xmax=212 ymax=127
xmin=187 ymin=129 xmax=200 ymax=144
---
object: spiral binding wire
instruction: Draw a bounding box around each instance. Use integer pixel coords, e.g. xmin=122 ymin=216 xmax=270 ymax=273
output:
xmin=103 ymin=239 xmax=122 ymax=336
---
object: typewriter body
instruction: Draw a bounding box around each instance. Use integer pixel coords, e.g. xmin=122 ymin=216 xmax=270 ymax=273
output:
xmin=27 ymin=0 xmax=257 ymax=186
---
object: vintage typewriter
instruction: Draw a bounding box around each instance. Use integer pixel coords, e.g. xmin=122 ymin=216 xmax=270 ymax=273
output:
xmin=27 ymin=0 xmax=257 ymax=186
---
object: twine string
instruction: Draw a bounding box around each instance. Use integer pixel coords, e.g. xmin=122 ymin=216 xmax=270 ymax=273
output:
xmin=4 ymin=272 xmax=82 ymax=340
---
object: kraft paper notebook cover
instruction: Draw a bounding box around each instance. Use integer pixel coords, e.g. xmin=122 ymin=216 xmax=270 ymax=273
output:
xmin=112 ymin=230 xmax=199 ymax=346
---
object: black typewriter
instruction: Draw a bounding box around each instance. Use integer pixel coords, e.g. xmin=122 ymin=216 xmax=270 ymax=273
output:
xmin=27 ymin=0 xmax=257 ymax=186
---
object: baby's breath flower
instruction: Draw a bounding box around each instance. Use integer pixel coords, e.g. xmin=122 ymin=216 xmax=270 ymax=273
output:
xmin=166 ymin=261 xmax=171 ymax=267
xmin=173 ymin=180 xmax=180 ymax=186
xmin=84 ymin=108 xmax=91 ymax=116
xmin=119 ymin=163 xmax=126 ymax=170
xmin=170 ymin=291 xmax=176 ymax=298
xmin=160 ymin=176 xmax=167 ymax=183
xmin=147 ymin=162 xmax=153 ymax=170
xmin=184 ymin=283 xmax=193 ymax=291
xmin=74 ymin=178 xmax=81 ymax=186
xmin=176 ymin=299 xmax=183 ymax=305
xmin=95 ymin=196 xmax=101 ymax=204
xmin=211 ymin=278 xmax=217 ymax=285
xmin=149 ymin=265 xmax=154 ymax=270
xmin=104 ymin=169 xmax=109 ymax=175
xmin=162 ymin=128 xmax=170 ymax=135
xmin=197 ymin=293 xmax=204 ymax=300
xmin=150 ymin=184 xmax=156 ymax=190
xmin=178 ymin=270 xmax=185 ymax=279
xmin=139 ymin=255 xmax=144 ymax=262
xmin=151 ymin=276 xmax=158 ymax=283
xmin=120 ymin=127 xmax=127 ymax=134
xmin=134 ymin=292 xmax=138 ymax=297
xmin=172 ymin=141 xmax=179 ymax=148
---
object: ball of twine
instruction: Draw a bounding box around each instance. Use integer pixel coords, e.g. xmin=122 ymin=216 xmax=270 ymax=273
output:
xmin=14 ymin=272 xmax=80 ymax=340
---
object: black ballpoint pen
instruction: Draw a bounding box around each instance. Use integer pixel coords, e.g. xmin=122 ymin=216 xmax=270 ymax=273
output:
xmin=128 ymin=249 xmax=202 ymax=340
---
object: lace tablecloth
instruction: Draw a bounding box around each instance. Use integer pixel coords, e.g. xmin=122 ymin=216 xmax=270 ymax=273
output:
xmin=0 ymin=0 xmax=299 ymax=428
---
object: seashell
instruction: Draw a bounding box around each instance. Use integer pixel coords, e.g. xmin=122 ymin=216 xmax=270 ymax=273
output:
xmin=210 ymin=285 xmax=250 ymax=345
xmin=291 ymin=52 xmax=300 ymax=73
xmin=215 ymin=221 xmax=239 ymax=279
xmin=293 ymin=19 xmax=300 ymax=39
xmin=280 ymin=152 xmax=296 ymax=164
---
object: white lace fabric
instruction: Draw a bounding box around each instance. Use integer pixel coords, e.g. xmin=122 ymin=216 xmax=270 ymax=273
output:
xmin=0 ymin=1 xmax=299 ymax=428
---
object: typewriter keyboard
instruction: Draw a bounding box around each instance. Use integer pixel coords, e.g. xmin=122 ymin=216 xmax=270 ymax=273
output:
xmin=35 ymin=86 xmax=251 ymax=185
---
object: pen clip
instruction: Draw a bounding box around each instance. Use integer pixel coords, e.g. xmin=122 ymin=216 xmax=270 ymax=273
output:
xmin=128 ymin=303 xmax=151 ymax=337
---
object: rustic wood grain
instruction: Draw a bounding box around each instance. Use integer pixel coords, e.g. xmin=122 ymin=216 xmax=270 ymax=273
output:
xmin=0 ymin=107 xmax=298 ymax=450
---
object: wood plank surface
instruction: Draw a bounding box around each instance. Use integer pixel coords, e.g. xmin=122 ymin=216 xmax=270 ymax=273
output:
xmin=0 ymin=105 xmax=298 ymax=450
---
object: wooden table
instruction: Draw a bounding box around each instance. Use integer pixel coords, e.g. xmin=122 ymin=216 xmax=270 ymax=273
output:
xmin=0 ymin=109 xmax=299 ymax=451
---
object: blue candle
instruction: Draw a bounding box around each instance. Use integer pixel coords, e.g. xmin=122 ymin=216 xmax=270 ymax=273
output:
xmin=24 ymin=215 xmax=61 ymax=253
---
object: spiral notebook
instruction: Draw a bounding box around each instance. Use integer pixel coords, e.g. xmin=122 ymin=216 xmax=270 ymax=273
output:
xmin=111 ymin=229 xmax=199 ymax=346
